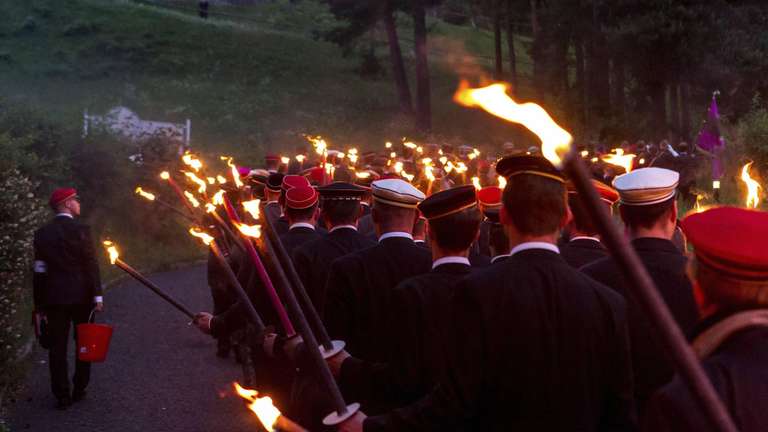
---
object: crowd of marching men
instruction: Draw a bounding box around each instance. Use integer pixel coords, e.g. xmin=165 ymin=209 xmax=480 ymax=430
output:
xmin=187 ymin=140 xmax=767 ymax=432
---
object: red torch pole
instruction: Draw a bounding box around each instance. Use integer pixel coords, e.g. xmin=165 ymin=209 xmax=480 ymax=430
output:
xmin=161 ymin=171 xmax=196 ymax=215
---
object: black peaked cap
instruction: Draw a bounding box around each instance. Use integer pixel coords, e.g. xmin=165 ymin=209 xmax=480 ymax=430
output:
xmin=266 ymin=173 xmax=285 ymax=192
xmin=495 ymin=154 xmax=564 ymax=183
xmin=317 ymin=182 xmax=367 ymax=200
xmin=418 ymin=185 xmax=477 ymax=220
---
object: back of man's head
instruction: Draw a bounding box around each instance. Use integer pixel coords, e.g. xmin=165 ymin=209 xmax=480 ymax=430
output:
xmin=619 ymin=198 xmax=675 ymax=231
xmin=428 ymin=207 xmax=481 ymax=253
xmin=372 ymin=201 xmax=417 ymax=234
xmin=502 ymin=174 xmax=566 ymax=236
xmin=322 ymin=200 xmax=361 ymax=228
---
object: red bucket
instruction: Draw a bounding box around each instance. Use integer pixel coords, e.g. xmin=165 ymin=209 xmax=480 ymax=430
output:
xmin=76 ymin=323 xmax=113 ymax=362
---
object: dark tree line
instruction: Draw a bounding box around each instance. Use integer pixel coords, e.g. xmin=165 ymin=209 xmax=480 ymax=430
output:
xmin=324 ymin=0 xmax=768 ymax=141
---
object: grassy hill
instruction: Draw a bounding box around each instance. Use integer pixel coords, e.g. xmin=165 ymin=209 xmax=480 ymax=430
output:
xmin=0 ymin=0 xmax=535 ymax=159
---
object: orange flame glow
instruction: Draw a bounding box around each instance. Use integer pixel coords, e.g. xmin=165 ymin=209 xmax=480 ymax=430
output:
xmin=602 ymin=149 xmax=636 ymax=174
xmin=741 ymin=162 xmax=761 ymax=208
xmin=281 ymin=156 xmax=290 ymax=165
xmin=189 ymin=228 xmax=214 ymax=246
xmin=102 ymin=240 xmax=119 ymax=265
xmin=211 ymin=190 xmax=225 ymax=206
xmin=160 ymin=171 xmax=171 ymax=180
xmin=217 ymin=175 xmax=227 ymax=184
xmin=182 ymin=153 xmax=203 ymax=172
xmin=184 ymin=172 xmax=207 ymax=194
xmin=135 ymin=187 xmax=156 ymax=201
xmin=242 ymin=199 xmax=261 ymax=220
xmin=355 ymin=171 xmax=371 ymax=179
xmin=498 ymin=175 xmax=507 ymax=189
xmin=471 ymin=176 xmax=482 ymax=190
xmin=224 ymin=157 xmax=244 ymax=189
xmin=207 ymin=177 xmax=216 ymax=185
xmin=295 ymin=155 xmax=306 ymax=163
xmin=184 ymin=191 xmax=200 ymax=208
xmin=235 ymin=222 xmax=262 ymax=238
xmin=233 ymin=383 xmax=280 ymax=431
xmin=454 ymin=81 xmax=572 ymax=166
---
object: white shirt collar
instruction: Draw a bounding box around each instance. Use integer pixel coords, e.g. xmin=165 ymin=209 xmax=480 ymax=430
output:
xmin=432 ymin=256 xmax=470 ymax=269
xmin=290 ymin=222 xmax=315 ymax=231
xmin=329 ymin=225 xmax=357 ymax=233
xmin=266 ymin=200 xmax=279 ymax=205
xmin=55 ymin=213 xmax=74 ymax=219
xmin=570 ymin=236 xmax=601 ymax=243
xmin=378 ymin=231 xmax=413 ymax=242
xmin=491 ymin=253 xmax=511 ymax=264
xmin=510 ymin=242 xmax=560 ymax=256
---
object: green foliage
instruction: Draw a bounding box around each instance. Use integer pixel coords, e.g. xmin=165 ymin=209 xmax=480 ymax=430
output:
xmin=735 ymin=95 xmax=768 ymax=166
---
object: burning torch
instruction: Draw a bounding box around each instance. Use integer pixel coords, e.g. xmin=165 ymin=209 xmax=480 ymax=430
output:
xmin=454 ymin=81 xmax=737 ymax=432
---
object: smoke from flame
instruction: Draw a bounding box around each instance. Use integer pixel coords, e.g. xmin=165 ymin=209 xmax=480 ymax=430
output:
xmin=102 ymin=240 xmax=119 ymax=265
xmin=741 ymin=162 xmax=761 ymax=208
xmin=135 ymin=187 xmax=156 ymax=201
xmin=454 ymin=81 xmax=572 ymax=166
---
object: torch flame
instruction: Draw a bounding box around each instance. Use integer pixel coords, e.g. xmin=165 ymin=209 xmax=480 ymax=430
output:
xmin=602 ymin=148 xmax=637 ymax=174
xmin=189 ymin=228 xmax=214 ymax=246
xmin=425 ymin=166 xmax=436 ymax=182
xmin=404 ymin=141 xmax=417 ymax=149
xmin=295 ymin=155 xmax=306 ymax=163
xmin=356 ymin=171 xmax=371 ymax=179
xmin=102 ymin=240 xmax=119 ymax=265
xmin=233 ymin=383 xmax=280 ymax=432
xmin=242 ymin=199 xmax=261 ymax=220
xmin=472 ymin=176 xmax=482 ymax=190
xmin=207 ymin=177 xmax=216 ymax=185
xmin=184 ymin=191 xmax=200 ymax=208
xmin=135 ymin=187 xmax=156 ymax=201
xmin=182 ymin=153 xmax=203 ymax=172
xmin=454 ymin=81 xmax=572 ymax=166
xmin=235 ymin=222 xmax=261 ymax=238
xmin=160 ymin=171 xmax=170 ymax=180
xmin=205 ymin=203 xmax=217 ymax=213
xmin=741 ymin=162 xmax=761 ymax=208
xmin=211 ymin=190 xmax=225 ymax=206
xmin=225 ymin=157 xmax=244 ymax=189
xmin=184 ymin=172 xmax=207 ymax=194
xmin=498 ymin=175 xmax=507 ymax=189
xmin=695 ymin=194 xmax=704 ymax=213
xmin=281 ymin=156 xmax=290 ymax=165
xmin=385 ymin=142 xmax=392 ymax=149
xmin=217 ymin=175 xmax=227 ymax=184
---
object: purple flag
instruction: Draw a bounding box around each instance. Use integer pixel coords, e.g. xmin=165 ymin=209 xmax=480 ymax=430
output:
xmin=696 ymin=94 xmax=726 ymax=179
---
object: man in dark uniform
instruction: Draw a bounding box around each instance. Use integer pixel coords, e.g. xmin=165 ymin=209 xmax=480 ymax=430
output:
xmin=560 ymin=179 xmax=618 ymax=269
xmin=292 ymin=182 xmax=375 ymax=315
xmin=582 ymin=167 xmax=698 ymax=414
xmin=262 ymin=173 xmax=284 ymax=230
xmin=355 ymin=170 xmax=379 ymax=239
xmin=274 ymin=175 xmax=311 ymax=236
xmin=643 ymin=206 xmax=768 ymax=432
xmin=329 ymin=185 xmax=482 ymax=416
xmin=279 ymin=185 xmax=322 ymax=257
xmin=324 ymin=179 xmax=431 ymax=363
xmin=340 ymin=155 xmax=635 ymax=431
xmin=33 ymin=188 xmax=103 ymax=409
xmin=477 ymin=186 xmax=510 ymax=264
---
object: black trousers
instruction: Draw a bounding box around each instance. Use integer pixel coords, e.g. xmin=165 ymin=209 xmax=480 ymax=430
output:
xmin=46 ymin=304 xmax=93 ymax=399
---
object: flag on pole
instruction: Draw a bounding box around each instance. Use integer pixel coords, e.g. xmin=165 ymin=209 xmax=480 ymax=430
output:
xmin=696 ymin=92 xmax=726 ymax=180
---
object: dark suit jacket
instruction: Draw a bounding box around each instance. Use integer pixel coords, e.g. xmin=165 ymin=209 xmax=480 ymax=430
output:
xmin=33 ymin=215 xmax=102 ymax=308
xmin=582 ymin=237 xmax=699 ymax=413
xmin=279 ymin=226 xmax=322 ymax=259
xmin=358 ymin=213 xmax=375 ymax=238
xmin=560 ymin=237 xmax=609 ymax=269
xmin=365 ymin=249 xmax=635 ymax=431
xmin=324 ymin=235 xmax=432 ymax=362
xmin=292 ymin=227 xmax=375 ymax=316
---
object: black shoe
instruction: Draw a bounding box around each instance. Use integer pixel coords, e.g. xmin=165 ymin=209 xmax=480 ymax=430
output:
xmin=56 ymin=396 xmax=72 ymax=410
xmin=72 ymin=390 xmax=87 ymax=402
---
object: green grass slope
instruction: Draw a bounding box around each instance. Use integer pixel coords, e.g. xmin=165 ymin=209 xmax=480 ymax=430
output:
xmin=0 ymin=0 xmax=534 ymax=158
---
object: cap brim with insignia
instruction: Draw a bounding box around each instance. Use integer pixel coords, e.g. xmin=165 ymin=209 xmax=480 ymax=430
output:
xmin=495 ymin=154 xmax=565 ymax=183
xmin=317 ymin=182 xmax=367 ymax=201
xmin=613 ymin=167 xmax=679 ymax=206
xmin=418 ymin=185 xmax=477 ymax=220
xmin=682 ymin=206 xmax=768 ymax=280
xmin=371 ymin=179 xmax=425 ymax=209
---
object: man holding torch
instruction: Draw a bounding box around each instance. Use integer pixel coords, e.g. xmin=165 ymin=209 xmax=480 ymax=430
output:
xmin=338 ymin=155 xmax=635 ymax=431
xmin=644 ymin=207 xmax=768 ymax=432
xmin=32 ymin=188 xmax=103 ymax=410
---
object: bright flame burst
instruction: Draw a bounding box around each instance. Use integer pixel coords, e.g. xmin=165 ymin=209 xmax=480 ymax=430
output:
xmin=295 ymin=155 xmax=306 ymax=163
xmin=160 ymin=171 xmax=171 ymax=180
xmin=102 ymin=240 xmax=119 ymax=265
xmin=741 ymin=162 xmax=761 ymax=208
xmin=217 ymin=175 xmax=227 ymax=184
xmin=184 ymin=191 xmax=200 ymax=208
xmin=454 ymin=81 xmax=572 ymax=166
xmin=189 ymin=227 xmax=214 ymax=246
xmin=281 ymin=156 xmax=290 ymax=165
xmin=223 ymin=157 xmax=244 ymax=189
xmin=356 ymin=171 xmax=371 ymax=179
xmin=235 ymin=222 xmax=262 ymax=238
xmin=308 ymin=136 xmax=328 ymax=156
xmin=472 ymin=176 xmax=482 ymax=190
xmin=242 ymin=199 xmax=261 ymax=220
xmin=602 ymin=148 xmax=637 ymax=174
xmin=182 ymin=153 xmax=203 ymax=172
xmin=695 ymin=194 xmax=704 ymax=213
xmin=211 ymin=190 xmax=225 ymax=206
xmin=498 ymin=176 xmax=507 ymax=189
xmin=135 ymin=187 xmax=156 ymax=201
xmin=233 ymin=383 xmax=281 ymax=432
xmin=184 ymin=172 xmax=207 ymax=194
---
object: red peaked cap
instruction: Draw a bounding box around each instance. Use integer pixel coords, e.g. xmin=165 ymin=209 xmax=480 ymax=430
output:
xmin=302 ymin=167 xmax=326 ymax=185
xmin=567 ymin=179 xmax=619 ymax=204
xmin=285 ymin=185 xmax=319 ymax=210
xmin=49 ymin=188 xmax=77 ymax=208
xmin=477 ymin=186 xmax=502 ymax=208
xmin=681 ymin=206 xmax=768 ymax=280
xmin=281 ymin=174 xmax=310 ymax=192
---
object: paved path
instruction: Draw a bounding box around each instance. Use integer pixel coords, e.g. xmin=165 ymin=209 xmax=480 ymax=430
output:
xmin=7 ymin=265 xmax=261 ymax=432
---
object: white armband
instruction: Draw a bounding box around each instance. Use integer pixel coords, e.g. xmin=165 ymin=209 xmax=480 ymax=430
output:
xmin=33 ymin=260 xmax=47 ymax=273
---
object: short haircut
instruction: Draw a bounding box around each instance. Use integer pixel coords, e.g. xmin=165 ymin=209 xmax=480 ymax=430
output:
xmin=693 ymin=257 xmax=768 ymax=309
xmin=489 ymin=222 xmax=509 ymax=256
xmin=502 ymin=174 xmax=566 ymax=236
xmin=285 ymin=203 xmax=317 ymax=223
xmin=620 ymin=197 xmax=675 ymax=230
xmin=322 ymin=200 xmax=361 ymax=226
xmin=568 ymin=194 xmax=598 ymax=236
xmin=413 ymin=217 xmax=426 ymax=238
xmin=428 ymin=208 xmax=481 ymax=252
xmin=373 ymin=201 xmax=417 ymax=231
